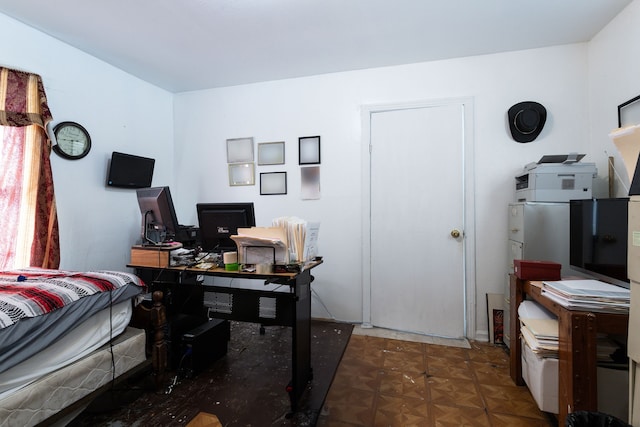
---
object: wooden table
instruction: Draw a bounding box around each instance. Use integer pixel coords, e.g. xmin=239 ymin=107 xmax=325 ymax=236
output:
xmin=509 ymin=275 xmax=629 ymax=426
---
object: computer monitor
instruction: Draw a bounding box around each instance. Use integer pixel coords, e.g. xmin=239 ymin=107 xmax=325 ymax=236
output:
xmin=196 ymin=203 xmax=256 ymax=252
xmin=136 ymin=186 xmax=180 ymax=245
xmin=569 ymin=198 xmax=629 ymax=288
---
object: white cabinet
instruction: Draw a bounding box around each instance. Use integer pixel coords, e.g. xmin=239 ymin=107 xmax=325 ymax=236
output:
xmin=504 ymin=202 xmax=571 ymax=348
xmin=628 ymin=197 xmax=640 ymax=426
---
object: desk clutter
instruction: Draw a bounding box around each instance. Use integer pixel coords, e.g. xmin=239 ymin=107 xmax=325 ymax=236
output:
xmin=129 ymin=217 xmax=320 ymax=272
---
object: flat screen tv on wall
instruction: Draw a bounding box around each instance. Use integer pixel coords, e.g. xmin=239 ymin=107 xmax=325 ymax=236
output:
xmin=106 ymin=151 xmax=155 ymax=189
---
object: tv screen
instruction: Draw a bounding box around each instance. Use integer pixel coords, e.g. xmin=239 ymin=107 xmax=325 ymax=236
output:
xmin=196 ymin=203 xmax=255 ymax=252
xmin=136 ymin=186 xmax=180 ymax=245
xmin=569 ymin=198 xmax=629 ymax=288
xmin=107 ymin=151 xmax=155 ymax=189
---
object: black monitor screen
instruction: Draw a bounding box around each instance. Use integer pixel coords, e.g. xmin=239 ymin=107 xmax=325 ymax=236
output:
xmin=196 ymin=203 xmax=255 ymax=252
xmin=569 ymin=198 xmax=629 ymax=288
xmin=107 ymin=151 xmax=155 ymax=189
xmin=136 ymin=186 xmax=180 ymax=244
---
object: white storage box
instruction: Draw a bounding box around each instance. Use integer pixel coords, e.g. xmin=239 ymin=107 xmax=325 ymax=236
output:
xmin=521 ymin=340 xmax=559 ymax=413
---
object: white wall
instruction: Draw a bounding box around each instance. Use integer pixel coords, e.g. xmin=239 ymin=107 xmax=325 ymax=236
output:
xmin=173 ymin=43 xmax=594 ymax=337
xmin=588 ymin=0 xmax=640 ymax=196
xmin=0 ymin=13 xmax=174 ymax=271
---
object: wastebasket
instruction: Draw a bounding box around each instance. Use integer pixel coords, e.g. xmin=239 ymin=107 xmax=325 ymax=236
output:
xmin=565 ymin=411 xmax=630 ymax=427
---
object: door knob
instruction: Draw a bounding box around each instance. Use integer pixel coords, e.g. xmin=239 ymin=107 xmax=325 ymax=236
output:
xmin=451 ymin=229 xmax=461 ymax=238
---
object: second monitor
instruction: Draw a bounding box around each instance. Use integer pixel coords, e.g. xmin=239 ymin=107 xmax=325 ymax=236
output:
xmin=196 ymin=202 xmax=255 ymax=253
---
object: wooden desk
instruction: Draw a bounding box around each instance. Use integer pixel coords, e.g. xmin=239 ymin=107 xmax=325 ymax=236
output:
xmin=509 ymin=275 xmax=629 ymax=426
xmin=129 ymin=261 xmax=323 ymax=415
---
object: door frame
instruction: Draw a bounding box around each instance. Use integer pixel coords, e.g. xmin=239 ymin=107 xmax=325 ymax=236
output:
xmin=360 ymin=97 xmax=477 ymax=339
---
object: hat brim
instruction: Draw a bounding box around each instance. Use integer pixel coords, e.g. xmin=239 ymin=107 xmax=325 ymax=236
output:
xmin=508 ymin=101 xmax=547 ymax=143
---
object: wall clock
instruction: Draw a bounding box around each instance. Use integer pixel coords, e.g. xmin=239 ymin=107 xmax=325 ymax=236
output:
xmin=52 ymin=121 xmax=91 ymax=160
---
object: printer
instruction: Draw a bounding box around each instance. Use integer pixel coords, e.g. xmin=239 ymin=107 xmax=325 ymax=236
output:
xmin=515 ymin=154 xmax=597 ymax=202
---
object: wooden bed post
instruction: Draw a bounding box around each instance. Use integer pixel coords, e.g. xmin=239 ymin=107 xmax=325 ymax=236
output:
xmin=151 ymin=290 xmax=167 ymax=389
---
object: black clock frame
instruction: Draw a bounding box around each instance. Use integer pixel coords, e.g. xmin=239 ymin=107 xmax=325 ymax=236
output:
xmin=52 ymin=121 xmax=91 ymax=160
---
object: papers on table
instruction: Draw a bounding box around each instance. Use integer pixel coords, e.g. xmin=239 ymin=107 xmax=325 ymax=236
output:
xmin=272 ymin=217 xmax=320 ymax=263
xmin=519 ymin=281 xmax=629 ymax=364
xmin=231 ymin=227 xmax=289 ymax=264
xmin=229 ymin=219 xmax=321 ymax=266
xmin=540 ymin=280 xmax=630 ymax=313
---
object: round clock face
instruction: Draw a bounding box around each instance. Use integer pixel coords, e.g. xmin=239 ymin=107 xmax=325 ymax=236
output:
xmin=52 ymin=121 xmax=91 ymax=160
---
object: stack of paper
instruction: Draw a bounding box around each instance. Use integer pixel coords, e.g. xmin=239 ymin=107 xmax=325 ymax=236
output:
xmin=272 ymin=217 xmax=320 ymax=263
xmin=520 ymin=317 xmax=559 ymax=358
xmin=518 ymin=300 xmax=559 ymax=358
xmin=518 ymin=292 xmax=628 ymax=365
xmin=541 ymin=280 xmax=630 ymax=313
xmin=230 ymin=227 xmax=288 ymax=264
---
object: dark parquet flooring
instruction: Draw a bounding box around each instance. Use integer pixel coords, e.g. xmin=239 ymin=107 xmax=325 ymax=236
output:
xmin=69 ymin=322 xmax=556 ymax=427
xmin=69 ymin=320 xmax=353 ymax=427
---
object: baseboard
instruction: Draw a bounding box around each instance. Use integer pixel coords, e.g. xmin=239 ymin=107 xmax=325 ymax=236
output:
xmin=475 ymin=330 xmax=490 ymax=343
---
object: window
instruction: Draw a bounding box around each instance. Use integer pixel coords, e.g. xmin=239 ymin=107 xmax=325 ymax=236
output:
xmin=0 ymin=67 xmax=59 ymax=269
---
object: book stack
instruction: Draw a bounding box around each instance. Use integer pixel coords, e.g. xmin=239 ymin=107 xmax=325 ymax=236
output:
xmin=520 ymin=316 xmax=558 ymax=358
xmin=518 ymin=301 xmax=558 ymax=358
xmin=541 ymin=280 xmax=630 ymax=313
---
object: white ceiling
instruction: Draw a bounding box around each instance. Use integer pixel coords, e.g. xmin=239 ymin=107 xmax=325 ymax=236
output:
xmin=0 ymin=0 xmax=632 ymax=93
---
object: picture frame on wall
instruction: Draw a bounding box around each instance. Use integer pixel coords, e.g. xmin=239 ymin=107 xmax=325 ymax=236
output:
xmin=299 ymin=136 xmax=321 ymax=165
xmin=227 ymin=137 xmax=254 ymax=163
xmin=258 ymin=141 xmax=285 ymax=165
xmin=301 ymin=166 xmax=320 ymax=200
xmin=260 ymin=171 xmax=287 ymax=195
xmin=228 ymin=163 xmax=255 ymax=186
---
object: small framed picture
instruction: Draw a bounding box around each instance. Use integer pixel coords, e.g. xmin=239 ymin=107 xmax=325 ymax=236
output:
xmin=299 ymin=136 xmax=321 ymax=165
xmin=258 ymin=141 xmax=285 ymax=165
xmin=301 ymin=166 xmax=320 ymax=200
xmin=227 ymin=137 xmax=254 ymax=163
xmin=228 ymin=163 xmax=255 ymax=186
xmin=260 ymin=172 xmax=287 ymax=195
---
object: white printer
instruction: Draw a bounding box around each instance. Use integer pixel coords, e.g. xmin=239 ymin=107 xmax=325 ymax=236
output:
xmin=515 ymin=154 xmax=597 ymax=202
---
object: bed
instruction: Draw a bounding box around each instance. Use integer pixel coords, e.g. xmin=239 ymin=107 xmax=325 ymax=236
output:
xmin=0 ymin=268 xmax=166 ymax=427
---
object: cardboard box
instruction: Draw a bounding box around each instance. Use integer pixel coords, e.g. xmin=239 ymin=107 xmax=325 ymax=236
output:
xmin=186 ymin=412 xmax=222 ymax=427
xmin=130 ymin=245 xmax=172 ymax=268
xmin=514 ymin=259 xmax=561 ymax=281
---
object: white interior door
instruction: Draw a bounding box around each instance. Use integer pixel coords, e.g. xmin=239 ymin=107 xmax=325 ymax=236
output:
xmin=366 ymin=101 xmax=469 ymax=338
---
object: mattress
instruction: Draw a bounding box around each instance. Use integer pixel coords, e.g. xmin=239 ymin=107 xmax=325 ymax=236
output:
xmin=0 ymin=272 xmax=144 ymax=372
xmin=0 ymin=326 xmax=146 ymax=427
xmin=0 ymin=299 xmax=134 ymax=398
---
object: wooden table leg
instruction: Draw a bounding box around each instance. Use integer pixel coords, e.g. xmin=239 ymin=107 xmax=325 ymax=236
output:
xmin=558 ymin=310 xmax=598 ymax=426
xmin=509 ymin=275 xmax=524 ymax=385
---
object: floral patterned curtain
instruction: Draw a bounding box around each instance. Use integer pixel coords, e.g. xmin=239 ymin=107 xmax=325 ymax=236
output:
xmin=0 ymin=67 xmax=60 ymax=269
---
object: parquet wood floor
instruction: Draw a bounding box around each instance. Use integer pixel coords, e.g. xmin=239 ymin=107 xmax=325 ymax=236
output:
xmin=317 ymin=335 xmax=556 ymax=427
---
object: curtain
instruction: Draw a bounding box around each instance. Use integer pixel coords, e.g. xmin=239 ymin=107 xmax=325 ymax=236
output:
xmin=0 ymin=67 xmax=60 ymax=269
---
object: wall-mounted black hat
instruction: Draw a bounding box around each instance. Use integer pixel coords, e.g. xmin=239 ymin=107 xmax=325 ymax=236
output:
xmin=508 ymin=101 xmax=547 ymax=143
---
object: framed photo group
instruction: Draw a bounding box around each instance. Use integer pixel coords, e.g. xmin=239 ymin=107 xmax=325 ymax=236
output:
xmin=225 ymin=135 xmax=321 ymax=197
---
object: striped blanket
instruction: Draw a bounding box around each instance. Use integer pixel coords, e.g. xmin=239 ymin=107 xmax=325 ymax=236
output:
xmin=0 ymin=268 xmax=146 ymax=329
